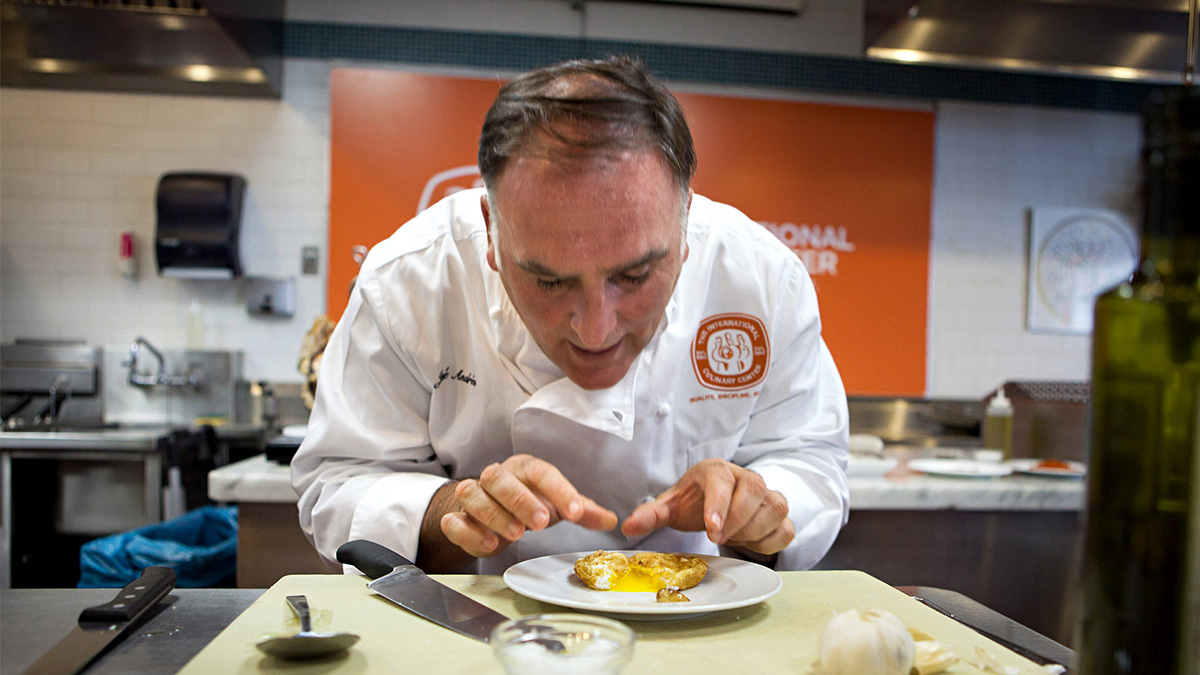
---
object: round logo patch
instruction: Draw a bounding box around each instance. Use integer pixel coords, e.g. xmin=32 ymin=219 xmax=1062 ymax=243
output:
xmin=692 ymin=313 xmax=770 ymax=391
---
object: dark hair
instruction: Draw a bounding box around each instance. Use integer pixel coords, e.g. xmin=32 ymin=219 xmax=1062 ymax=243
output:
xmin=478 ymin=55 xmax=696 ymax=192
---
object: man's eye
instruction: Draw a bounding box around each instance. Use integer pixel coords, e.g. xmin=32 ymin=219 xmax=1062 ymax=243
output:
xmin=617 ymin=271 xmax=651 ymax=286
xmin=536 ymin=277 xmax=566 ymax=290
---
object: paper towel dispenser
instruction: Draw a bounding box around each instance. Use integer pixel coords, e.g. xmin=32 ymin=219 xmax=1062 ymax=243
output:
xmin=155 ymin=172 xmax=246 ymax=279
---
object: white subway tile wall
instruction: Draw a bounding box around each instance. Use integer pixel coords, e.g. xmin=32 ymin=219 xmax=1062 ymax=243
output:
xmin=0 ymin=62 xmax=1141 ymax=396
xmin=928 ymin=101 xmax=1140 ymax=397
xmin=0 ymin=60 xmax=333 ymax=382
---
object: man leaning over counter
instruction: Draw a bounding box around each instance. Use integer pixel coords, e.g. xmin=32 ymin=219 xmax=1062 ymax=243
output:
xmin=291 ymin=55 xmax=849 ymax=574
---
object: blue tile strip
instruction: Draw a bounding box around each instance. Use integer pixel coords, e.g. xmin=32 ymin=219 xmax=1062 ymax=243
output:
xmin=285 ymin=21 xmax=1160 ymax=113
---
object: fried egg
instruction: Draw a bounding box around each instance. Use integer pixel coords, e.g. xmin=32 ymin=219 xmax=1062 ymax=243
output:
xmin=574 ymin=550 xmax=707 ymax=596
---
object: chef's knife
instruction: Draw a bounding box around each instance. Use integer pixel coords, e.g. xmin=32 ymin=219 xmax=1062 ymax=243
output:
xmin=24 ymin=566 xmax=176 ymax=675
xmin=336 ymin=539 xmax=509 ymax=643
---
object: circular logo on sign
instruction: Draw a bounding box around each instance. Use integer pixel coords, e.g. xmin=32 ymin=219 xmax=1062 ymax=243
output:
xmin=691 ymin=313 xmax=770 ymax=391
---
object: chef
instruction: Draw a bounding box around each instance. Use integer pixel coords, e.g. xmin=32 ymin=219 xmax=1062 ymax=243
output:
xmin=292 ymin=55 xmax=849 ymax=574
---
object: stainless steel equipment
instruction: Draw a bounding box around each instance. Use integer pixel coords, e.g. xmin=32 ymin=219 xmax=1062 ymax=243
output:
xmin=848 ymin=396 xmax=983 ymax=448
xmin=127 ymin=337 xmax=201 ymax=389
xmin=103 ymin=345 xmax=242 ymax=427
xmin=998 ymin=381 xmax=1089 ymax=462
xmin=866 ymin=0 xmax=1190 ymax=84
xmin=0 ymin=0 xmax=283 ymax=98
xmin=0 ymin=340 xmax=104 ymax=430
xmin=1 ymin=339 xmax=249 ymax=588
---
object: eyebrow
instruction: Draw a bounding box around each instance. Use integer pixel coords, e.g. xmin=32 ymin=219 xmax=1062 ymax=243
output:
xmin=514 ymin=247 xmax=671 ymax=279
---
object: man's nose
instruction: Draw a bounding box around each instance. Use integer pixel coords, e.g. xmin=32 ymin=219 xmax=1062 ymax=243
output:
xmin=570 ymin=286 xmax=617 ymax=349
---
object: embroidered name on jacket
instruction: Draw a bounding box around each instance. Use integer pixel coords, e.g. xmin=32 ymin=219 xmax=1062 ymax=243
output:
xmin=692 ymin=313 xmax=770 ymax=391
xmin=434 ymin=367 xmax=477 ymax=389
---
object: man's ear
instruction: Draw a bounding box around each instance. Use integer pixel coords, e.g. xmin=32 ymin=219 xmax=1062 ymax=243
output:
xmin=683 ymin=188 xmax=693 ymax=263
xmin=481 ymin=195 xmax=499 ymax=272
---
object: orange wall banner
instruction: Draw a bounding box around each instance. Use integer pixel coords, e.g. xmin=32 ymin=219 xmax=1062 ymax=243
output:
xmin=329 ymin=68 xmax=933 ymax=396
xmin=328 ymin=69 xmax=501 ymax=315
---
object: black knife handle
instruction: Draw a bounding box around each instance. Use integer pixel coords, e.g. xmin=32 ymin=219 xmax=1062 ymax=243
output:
xmin=79 ymin=566 xmax=176 ymax=624
xmin=336 ymin=539 xmax=415 ymax=579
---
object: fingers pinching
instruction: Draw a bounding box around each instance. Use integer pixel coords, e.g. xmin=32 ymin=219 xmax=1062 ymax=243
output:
xmin=621 ymin=497 xmax=671 ymax=537
xmin=725 ymin=492 xmax=793 ymax=555
xmin=727 ymin=509 xmax=795 ymax=556
xmin=477 ymin=461 xmax=551 ymax=530
xmin=696 ymin=461 xmax=737 ymax=544
xmin=576 ymin=496 xmax=619 ymax=531
xmin=440 ymin=510 xmax=502 ymax=558
xmin=727 ymin=497 xmax=782 ymax=543
xmin=454 ymin=478 xmax=526 ymax=542
xmin=445 ymin=455 xmax=618 ymax=560
xmin=503 ymin=454 xmax=606 ymax=528
xmin=720 ymin=469 xmax=769 ymax=540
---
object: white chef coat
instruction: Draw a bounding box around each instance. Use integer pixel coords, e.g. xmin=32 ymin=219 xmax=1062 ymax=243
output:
xmin=292 ymin=188 xmax=849 ymax=574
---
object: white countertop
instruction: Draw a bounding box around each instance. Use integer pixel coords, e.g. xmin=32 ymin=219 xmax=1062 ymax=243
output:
xmin=848 ymin=471 xmax=1082 ymax=510
xmin=0 ymin=423 xmax=265 ymax=452
xmin=208 ymin=454 xmax=1085 ymax=511
xmin=208 ymin=454 xmax=301 ymax=503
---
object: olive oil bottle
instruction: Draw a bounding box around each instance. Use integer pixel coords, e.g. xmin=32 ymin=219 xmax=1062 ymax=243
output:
xmin=1076 ymin=88 xmax=1200 ymax=674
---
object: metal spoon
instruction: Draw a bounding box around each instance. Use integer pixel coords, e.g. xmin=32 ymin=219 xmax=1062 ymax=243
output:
xmin=256 ymin=595 xmax=360 ymax=659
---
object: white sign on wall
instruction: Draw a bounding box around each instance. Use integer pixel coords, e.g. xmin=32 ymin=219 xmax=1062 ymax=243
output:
xmin=1027 ymin=206 xmax=1137 ymax=334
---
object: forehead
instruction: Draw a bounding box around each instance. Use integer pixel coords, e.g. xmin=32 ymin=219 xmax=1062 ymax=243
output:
xmin=492 ymin=149 xmax=681 ymax=270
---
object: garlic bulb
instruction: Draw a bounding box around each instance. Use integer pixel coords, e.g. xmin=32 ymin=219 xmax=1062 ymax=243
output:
xmin=813 ymin=609 xmax=916 ymax=675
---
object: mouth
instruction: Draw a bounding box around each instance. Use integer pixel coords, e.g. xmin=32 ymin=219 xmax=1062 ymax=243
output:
xmin=569 ymin=340 xmax=622 ymax=360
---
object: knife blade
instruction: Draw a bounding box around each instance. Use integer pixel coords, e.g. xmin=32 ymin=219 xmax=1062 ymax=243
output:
xmin=336 ymin=539 xmax=509 ymax=643
xmin=24 ymin=566 xmax=176 ymax=675
xmin=903 ymin=592 xmax=1071 ymax=670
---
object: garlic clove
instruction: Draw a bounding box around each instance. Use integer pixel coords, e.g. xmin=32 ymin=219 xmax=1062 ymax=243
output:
xmin=912 ymin=638 xmax=959 ymax=675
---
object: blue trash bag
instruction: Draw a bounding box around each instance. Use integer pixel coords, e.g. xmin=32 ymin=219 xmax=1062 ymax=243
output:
xmin=78 ymin=505 xmax=237 ymax=588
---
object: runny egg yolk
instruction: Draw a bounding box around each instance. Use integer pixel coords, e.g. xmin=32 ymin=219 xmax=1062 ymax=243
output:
xmin=607 ymin=565 xmax=667 ymax=593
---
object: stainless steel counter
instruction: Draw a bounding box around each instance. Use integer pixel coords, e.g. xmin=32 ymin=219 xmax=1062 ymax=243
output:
xmin=0 ymin=423 xmax=265 ymax=451
xmin=1 ymin=424 xmax=268 ymax=589
xmin=1 ymin=588 xmax=261 ymax=674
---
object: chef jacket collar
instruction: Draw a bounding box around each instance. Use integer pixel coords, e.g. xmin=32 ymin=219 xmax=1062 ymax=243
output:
xmin=489 ymin=282 xmax=678 ymax=441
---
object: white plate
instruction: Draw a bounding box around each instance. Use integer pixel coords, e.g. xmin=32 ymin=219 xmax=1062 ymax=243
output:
xmin=847 ymin=456 xmax=899 ymax=476
xmin=908 ymin=458 xmax=1013 ymax=479
xmin=1007 ymin=459 xmax=1086 ymax=478
xmin=503 ymin=551 xmax=782 ymax=621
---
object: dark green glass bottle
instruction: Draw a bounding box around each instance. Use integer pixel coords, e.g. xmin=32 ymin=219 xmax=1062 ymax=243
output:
xmin=1077 ymin=88 xmax=1200 ymax=674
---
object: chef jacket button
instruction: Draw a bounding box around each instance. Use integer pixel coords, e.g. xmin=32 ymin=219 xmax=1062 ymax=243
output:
xmin=656 ymin=404 xmax=670 ymax=418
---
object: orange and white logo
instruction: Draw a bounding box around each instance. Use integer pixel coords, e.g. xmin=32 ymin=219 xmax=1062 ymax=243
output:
xmin=692 ymin=313 xmax=770 ymax=391
xmin=418 ymin=165 xmax=484 ymax=214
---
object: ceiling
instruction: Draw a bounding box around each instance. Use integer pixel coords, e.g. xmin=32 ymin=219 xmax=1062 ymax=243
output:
xmin=864 ymin=0 xmax=1194 ymax=84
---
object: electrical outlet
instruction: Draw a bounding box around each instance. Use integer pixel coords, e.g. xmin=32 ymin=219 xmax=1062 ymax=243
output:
xmin=302 ymin=246 xmax=319 ymax=275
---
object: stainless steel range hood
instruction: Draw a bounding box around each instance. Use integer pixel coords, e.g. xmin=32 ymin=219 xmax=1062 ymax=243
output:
xmin=865 ymin=0 xmax=1193 ymax=84
xmin=1 ymin=0 xmax=284 ymax=98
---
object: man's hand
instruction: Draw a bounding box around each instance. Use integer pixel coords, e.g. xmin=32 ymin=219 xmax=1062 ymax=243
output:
xmin=418 ymin=454 xmax=617 ymax=571
xmin=620 ymin=458 xmax=793 ymax=557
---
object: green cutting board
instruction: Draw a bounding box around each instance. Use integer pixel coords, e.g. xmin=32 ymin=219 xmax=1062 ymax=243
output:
xmin=180 ymin=570 xmax=1052 ymax=674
